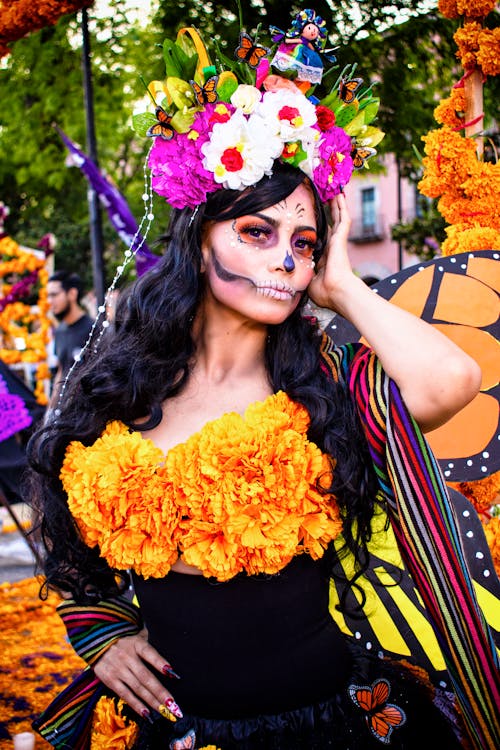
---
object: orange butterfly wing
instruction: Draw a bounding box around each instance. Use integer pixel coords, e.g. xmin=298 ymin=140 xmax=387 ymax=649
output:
xmin=370 ymin=704 xmax=406 ymax=742
xmin=339 ymin=77 xmax=363 ymax=104
xmin=190 ymin=76 xmax=219 ymax=106
xmin=169 ymin=729 xmax=196 ymax=749
xmin=235 ymin=31 xmax=268 ymax=68
xmin=146 ymin=106 xmax=174 ymax=140
xmin=327 ymin=250 xmax=500 ymax=481
xmin=352 ymin=146 xmax=376 ymax=169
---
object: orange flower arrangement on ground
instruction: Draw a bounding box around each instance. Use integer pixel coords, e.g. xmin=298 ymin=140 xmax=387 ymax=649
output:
xmin=61 ymin=392 xmax=342 ymax=582
xmin=0 ymin=235 xmax=51 ymax=404
xmin=0 ymin=577 xmax=85 ymax=745
xmin=0 ymin=0 xmax=94 ymax=58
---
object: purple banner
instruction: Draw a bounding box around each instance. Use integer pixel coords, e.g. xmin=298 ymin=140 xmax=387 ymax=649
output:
xmin=55 ymin=125 xmax=159 ymax=276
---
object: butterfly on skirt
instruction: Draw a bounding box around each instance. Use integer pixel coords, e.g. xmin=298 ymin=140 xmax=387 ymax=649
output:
xmin=169 ymin=728 xmax=196 ymax=749
xmin=349 ymin=678 xmax=406 ymax=744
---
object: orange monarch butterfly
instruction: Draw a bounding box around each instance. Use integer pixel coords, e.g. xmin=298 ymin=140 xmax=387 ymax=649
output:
xmin=190 ymin=75 xmax=219 ymax=106
xmin=146 ymin=106 xmax=175 ymax=140
xmin=339 ymin=76 xmax=363 ymax=104
xmin=351 ymin=145 xmax=377 ymax=169
xmin=169 ymin=729 xmax=196 ymax=750
xmin=349 ymin=678 xmax=406 ymax=744
xmin=327 ymin=250 xmax=500 ymax=482
xmin=235 ymin=31 xmax=269 ymax=68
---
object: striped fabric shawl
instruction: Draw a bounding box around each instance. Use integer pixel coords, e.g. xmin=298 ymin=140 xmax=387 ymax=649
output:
xmin=320 ymin=337 xmax=499 ymax=750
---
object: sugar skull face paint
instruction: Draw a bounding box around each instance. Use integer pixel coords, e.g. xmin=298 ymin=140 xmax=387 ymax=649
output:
xmin=200 ymin=183 xmax=318 ymax=325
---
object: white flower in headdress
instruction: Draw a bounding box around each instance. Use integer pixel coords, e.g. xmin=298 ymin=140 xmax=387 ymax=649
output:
xmin=201 ymin=109 xmax=282 ymax=190
xmin=230 ymin=84 xmax=262 ymax=114
xmin=256 ymin=89 xmax=318 ymax=142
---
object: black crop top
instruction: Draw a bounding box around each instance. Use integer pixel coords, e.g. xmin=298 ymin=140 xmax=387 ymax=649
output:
xmin=132 ymin=553 xmax=352 ymax=718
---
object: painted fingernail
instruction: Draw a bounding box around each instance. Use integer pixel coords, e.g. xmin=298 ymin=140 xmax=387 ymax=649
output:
xmin=162 ymin=663 xmax=181 ymax=679
xmin=165 ymin=697 xmax=183 ymax=719
xmin=158 ymin=703 xmax=177 ymax=722
xmin=141 ymin=708 xmax=154 ymax=724
xmin=339 ymin=184 xmax=344 ymax=193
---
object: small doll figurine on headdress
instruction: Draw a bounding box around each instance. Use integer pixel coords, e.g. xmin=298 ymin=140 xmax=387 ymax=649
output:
xmin=270 ymin=9 xmax=332 ymax=93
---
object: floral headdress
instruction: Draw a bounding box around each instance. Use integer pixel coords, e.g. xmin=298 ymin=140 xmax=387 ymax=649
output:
xmin=133 ymin=9 xmax=384 ymax=211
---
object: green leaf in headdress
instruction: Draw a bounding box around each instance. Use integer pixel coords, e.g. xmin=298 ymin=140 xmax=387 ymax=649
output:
xmin=132 ymin=112 xmax=157 ymax=136
xmin=166 ymin=77 xmax=197 ymax=110
xmin=333 ymin=103 xmax=359 ymax=128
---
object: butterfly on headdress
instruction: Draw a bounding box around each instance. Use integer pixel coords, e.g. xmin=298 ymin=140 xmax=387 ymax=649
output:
xmin=235 ymin=31 xmax=269 ymax=68
xmin=349 ymin=678 xmax=406 ymax=744
xmin=169 ymin=728 xmax=196 ymax=750
xmin=339 ymin=77 xmax=363 ymax=104
xmin=351 ymin=145 xmax=377 ymax=169
xmin=146 ymin=106 xmax=175 ymax=140
xmin=190 ymin=76 xmax=219 ymax=106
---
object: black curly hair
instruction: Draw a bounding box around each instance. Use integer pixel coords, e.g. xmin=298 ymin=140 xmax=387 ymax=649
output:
xmin=26 ymin=162 xmax=380 ymax=604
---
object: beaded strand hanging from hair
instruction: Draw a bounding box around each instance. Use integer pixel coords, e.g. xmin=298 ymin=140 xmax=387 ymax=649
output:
xmin=52 ymin=145 xmax=156 ymax=418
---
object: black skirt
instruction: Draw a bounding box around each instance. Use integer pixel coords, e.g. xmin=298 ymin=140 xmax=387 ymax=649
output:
xmin=130 ymin=649 xmax=464 ymax=749
xmin=131 ymin=555 xmax=464 ymax=749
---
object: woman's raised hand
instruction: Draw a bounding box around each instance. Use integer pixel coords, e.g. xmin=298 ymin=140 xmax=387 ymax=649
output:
xmin=307 ymin=193 xmax=357 ymax=313
xmin=92 ymin=629 xmax=183 ymax=722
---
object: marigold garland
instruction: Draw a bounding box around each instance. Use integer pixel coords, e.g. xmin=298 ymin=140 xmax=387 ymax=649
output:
xmin=60 ymin=392 xmax=342 ymax=582
xmin=454 ymin=23 xmax=500 ymax=76
xmin=419 ymin=0 xmax=500 ymax=562
xmin=438 ymin=0 xmax=498 ymax=19
xmin=433 ymin=87 xmax=466 ymax=129
xmin=449 ymin=470 xmax=500 ymax=514
xmin=0 ymin=0 xmax=94 ymax=58
xmin=483 ymin=516 xmax=500 ymax=577
xmin=0 ymin=235 xmax=51 ymax=404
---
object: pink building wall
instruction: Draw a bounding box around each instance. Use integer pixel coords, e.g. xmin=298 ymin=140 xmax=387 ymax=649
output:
xmin=344 ymin=153 xmax=420 ymax=282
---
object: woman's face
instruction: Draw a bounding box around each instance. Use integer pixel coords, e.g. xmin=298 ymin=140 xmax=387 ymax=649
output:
xmin=201 ymin=183 xmax=318 ymax=326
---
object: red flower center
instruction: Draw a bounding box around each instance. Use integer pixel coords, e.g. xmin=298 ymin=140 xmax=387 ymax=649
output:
xmin=221 ymin=147 xmax=244 ymax=172
xmin=278 ymin=106 xmax=300 ymax=122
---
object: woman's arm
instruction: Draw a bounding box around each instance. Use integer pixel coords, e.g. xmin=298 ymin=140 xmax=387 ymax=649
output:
xmin=308 ymin=194 xmax=482 ymax=432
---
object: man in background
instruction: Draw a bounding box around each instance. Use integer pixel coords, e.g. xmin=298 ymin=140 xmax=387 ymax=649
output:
xmin=47 ymin=270 xmax=94 ymax=392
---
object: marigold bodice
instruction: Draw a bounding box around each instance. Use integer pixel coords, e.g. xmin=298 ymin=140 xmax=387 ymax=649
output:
xmin=60 ymin=391 xmax=342 ymax=581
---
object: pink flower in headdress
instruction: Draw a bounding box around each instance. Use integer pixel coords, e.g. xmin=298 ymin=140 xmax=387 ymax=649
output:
xmin=262 ymin=74 xmax=300 ymax=94
xmin=312 ymin=126 xmax=354 ymax=202
xmin=148 ymin=104 xmax=232 ymax=209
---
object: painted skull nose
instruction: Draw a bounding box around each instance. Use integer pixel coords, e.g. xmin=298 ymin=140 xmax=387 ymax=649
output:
xmin=283 ymin=252 xmax=295 ymax=272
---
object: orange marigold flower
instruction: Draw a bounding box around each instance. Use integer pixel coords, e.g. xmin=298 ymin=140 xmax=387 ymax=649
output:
xmin=456 ymin=0 xmax=498 ymax=17
xmin=91 ymin=696 xmax=139 ymax=749
xmin=449 ymin=471 xmax=500 ymax=514
xmin=482 ymin=516 xmax=500 ymax=578
xmin=476 ymin=27 xmax=500 ymax=76
xmin=441 ymin=224 xmax=500 ymax=255
xmin=419 ymin=127 xmax=478 ymax=199
xmin=433 ymin=88 xmax=466 ymax=129
xmin=454 ymin=22 xmax=481 ymax=70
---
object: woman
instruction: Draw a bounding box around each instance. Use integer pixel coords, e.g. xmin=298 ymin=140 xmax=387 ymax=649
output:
xmin=27 ymin=18 xmax=498 ymax=750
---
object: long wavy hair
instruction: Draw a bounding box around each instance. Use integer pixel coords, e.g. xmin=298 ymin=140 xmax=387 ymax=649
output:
xmin=27 ymin=162 xmax=380 ymax=603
